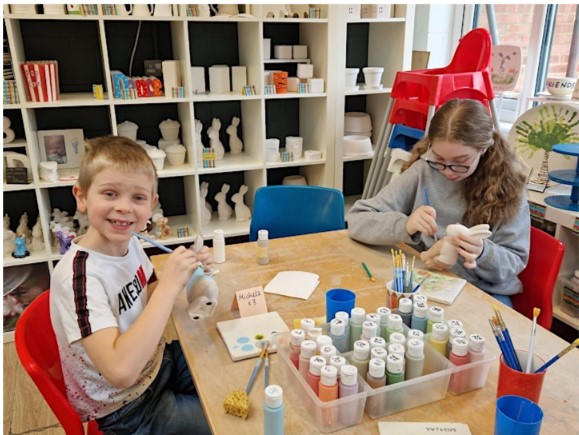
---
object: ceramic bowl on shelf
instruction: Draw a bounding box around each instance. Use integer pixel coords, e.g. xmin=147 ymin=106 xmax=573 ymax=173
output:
xmin=344 ymin=112 xmax=372 ymax=133
xmin=343 ymin=135 xmax=372 ymax=157
xmin=545 ymin=77 xmax=577 ymax=97
xmin=282 ymin=175 xmax=308 ymax=185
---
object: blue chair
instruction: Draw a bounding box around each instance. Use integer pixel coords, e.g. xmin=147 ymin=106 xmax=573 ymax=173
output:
xmin=249 ymin=185 xmax=345 ymax=241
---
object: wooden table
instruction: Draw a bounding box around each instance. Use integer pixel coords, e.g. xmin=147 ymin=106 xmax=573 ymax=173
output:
xmin=168 ymin=230 xmax=578 ymax=434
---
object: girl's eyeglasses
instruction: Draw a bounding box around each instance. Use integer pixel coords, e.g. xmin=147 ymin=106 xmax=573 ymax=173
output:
xmin=422 ymin=146 xmax=481 ymax=174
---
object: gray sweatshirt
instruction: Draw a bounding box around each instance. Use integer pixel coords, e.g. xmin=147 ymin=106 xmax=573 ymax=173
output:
xmin=348 ymin=160 xmax=530 ymax=296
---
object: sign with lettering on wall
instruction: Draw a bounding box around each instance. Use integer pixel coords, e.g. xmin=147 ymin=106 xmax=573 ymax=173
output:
xmin=231 ymin=285 xmax=268 ymax=317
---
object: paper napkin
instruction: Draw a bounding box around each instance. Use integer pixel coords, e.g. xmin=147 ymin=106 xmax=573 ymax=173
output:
xmin=264 ymin=271 xmax=320 ymax=300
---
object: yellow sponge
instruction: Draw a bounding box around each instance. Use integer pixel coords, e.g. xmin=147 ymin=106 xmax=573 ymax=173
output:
xmin=223 ymin=389 xmax=249 ymax=420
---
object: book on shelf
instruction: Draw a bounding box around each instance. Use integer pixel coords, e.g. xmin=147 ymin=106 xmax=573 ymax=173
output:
xmin=413 ymin=269 xmax=467 ymax=305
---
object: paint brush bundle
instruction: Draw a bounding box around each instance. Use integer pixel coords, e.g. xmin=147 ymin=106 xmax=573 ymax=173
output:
xmin=390 ymin=249 xmax=416 ymax=293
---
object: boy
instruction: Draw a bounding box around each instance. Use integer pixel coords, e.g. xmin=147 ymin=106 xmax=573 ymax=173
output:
xmin=50 ymin=136 xmax=211 ymax=434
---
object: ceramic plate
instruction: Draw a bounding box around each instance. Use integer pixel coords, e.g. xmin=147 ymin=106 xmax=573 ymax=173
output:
xmin=508 ymin=103 xmax=579 ymax=186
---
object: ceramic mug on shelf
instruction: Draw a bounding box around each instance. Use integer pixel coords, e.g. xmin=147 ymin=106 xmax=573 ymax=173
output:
xmin=133 ymin=4 xmax=154 ymax=17
xmin=115 ymin=4 xmax=133 ymax=16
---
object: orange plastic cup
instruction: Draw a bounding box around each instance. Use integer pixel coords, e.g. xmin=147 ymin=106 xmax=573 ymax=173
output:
xmin=496 ymin=350 xmax=546 ymax=404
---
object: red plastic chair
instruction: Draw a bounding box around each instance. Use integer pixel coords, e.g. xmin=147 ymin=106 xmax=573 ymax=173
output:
xmin=512 ymin=227 xmax=565 ymax=330
xmin=391 ymin=28 xmax=494 ymax=106
xmin=14 ymin=290 xmax=103 ymax=435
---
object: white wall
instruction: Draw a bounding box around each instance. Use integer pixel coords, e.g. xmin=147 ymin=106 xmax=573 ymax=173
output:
xmin=413 ymin=4 xmax=457 ymax=68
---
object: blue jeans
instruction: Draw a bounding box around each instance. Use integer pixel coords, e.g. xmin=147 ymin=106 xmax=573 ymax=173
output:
xmin=96 ymin=341 xmax=211 ymax=435
xmin=492 ymin=293 xmax=513 ymax=308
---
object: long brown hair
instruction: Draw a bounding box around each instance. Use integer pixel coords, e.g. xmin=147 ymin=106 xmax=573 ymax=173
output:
xmin=402 ymin=99 xmax=527 ymax=227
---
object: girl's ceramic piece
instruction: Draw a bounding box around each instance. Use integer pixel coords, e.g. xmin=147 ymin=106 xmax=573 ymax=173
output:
xmin=232 ymin=185 xmax=251 ymax=222
xmin=200 ymin=181 xmax=212 ymax=225
xmin=226 ymin=117 xmax=243 ymax=154
xmin=207 ymin=118 xmax=225 ymax=160
xmin=437 ymin=223 xmax=492 ymax=266
xmin=215 ymin=184 xmax=232 ymax=221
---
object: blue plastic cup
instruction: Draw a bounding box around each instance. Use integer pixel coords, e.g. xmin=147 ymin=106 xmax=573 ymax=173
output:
xmin=326 ymin=289 xmax=356 ymax=322
xmin=495 ymin=395 xmax=543 ymax=435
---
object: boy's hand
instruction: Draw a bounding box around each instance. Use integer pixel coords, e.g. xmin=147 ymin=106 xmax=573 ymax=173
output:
xmin=159 ymin=246 xmax=201 ymax=295
xmin=453 ymin=233 xmax=484 ymax=269
xmin=420 ymin=239 xmax=452 ymax=270
xmin=407 ymin=205 xmax=437 ymax=237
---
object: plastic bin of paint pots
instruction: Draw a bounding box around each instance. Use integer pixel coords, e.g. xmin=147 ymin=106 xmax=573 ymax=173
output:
xmin=273 ymin=330 xmax=368 ymax=433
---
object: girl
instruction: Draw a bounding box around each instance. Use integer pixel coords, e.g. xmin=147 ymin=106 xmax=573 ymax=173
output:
xmin=348 ymin=99 xmax=530 ymax=306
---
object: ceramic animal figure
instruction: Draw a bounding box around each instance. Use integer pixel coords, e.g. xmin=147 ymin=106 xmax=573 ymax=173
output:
xmin=200 ymin=181 xmax=212 ymax=225
xmin=12 ymin=234 xmax=30 ymax=258
xmin=55 ymin=229 xmax=75 ymax=254
xmin=195 ymin=119 xmax=205 ymax=162
xmin=74 ymin=210 xmax=90 ymax=236
xmin=31 ymin=219 xmax=44 ymax=251
xmin=207 ymin=118 xmax=225 ymax=160
xmin=215 ymin=183 xmax=232 ymax=221
xmin=4 ymin=227 xmax=15 ymax=255
xmin=232 ymin=185 xmax=251 ymax=222
xmin=4 ymin=214 xmax=10 ymax=231
xmin=156 ymin=216 xmax=171 ymax=240
xmin=226 ymin=116 xmax=243 ymax=154
xmin=17 ymin=212 xmax=32 ymax=244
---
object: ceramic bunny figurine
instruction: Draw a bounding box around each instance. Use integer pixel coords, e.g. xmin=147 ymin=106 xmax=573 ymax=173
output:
xmin=200 ymin=181 xmax=212 ymax=225
xmin=215 ymin=183 xmax=232 ymax=221
xmin=195 ymin=119 xmax=205 ymax=162
xmin=232 ymin=185 xmax=251 ymax=222
xmin=31 ymin=218 xmax=45 ymax=251
xmin=207 ymin=118 xmax=225 ymax=160
xmin=226 ymin=116 xmax=243 ymax=154
xmin=17 ymin=212 xmax=32 ymax=244
xmin=74 ymin=210 xmax=90 ymax=236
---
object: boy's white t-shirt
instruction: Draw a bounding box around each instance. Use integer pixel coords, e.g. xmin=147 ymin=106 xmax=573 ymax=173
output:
xmin=50 ymin=236 xmax=164 ymax=421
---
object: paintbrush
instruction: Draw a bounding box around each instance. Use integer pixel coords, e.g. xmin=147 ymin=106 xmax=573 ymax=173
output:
xmin=362 ymin=262 xmax=376 ymax=282
xmin=492 ymin=305 xmax=522 ymax=371
xmin=132 ymin=231 xmax=173 ymax=253
xmin=534 ymin=338 xmax=579 ymax=374
xmin=525 ymin=307 xmax=540 ymax=373
xmin=423 ymin=188 xmax=438 ymax=242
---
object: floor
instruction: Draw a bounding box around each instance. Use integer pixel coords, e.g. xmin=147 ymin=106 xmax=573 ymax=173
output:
xmin=3 ymin=320 xmax=178 ymax=435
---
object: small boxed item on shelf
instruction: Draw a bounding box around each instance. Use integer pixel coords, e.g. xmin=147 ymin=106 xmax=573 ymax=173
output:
xmin=560 ymin=275 xmax=579 ymax=318
xmin=273 ymin=331 xmax=368 ymax=433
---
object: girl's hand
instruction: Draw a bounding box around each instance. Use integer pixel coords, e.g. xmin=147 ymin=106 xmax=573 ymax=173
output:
xmin=453 ymin=233 xmax=484 ymax=269
xmin=407 ymin=206 xmax=438 ymax=237
xmin=160 ymin=246 xmax=201 ymax=295
xmin=420 ymin=239 xmax=453 ymax=271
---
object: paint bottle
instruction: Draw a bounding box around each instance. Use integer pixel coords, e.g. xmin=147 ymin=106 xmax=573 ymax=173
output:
xmin=428 ymin=322 xmax=449 ymax=356
xmin=385 ymin=313 xmax=403 ymax=342
xmin=468 ymin=333 xmax=487 ymax=389
xmin=447 ymin=327 xmax=466 ymax=358
xmin=371 ymin=346 xmax=388 ymax=362
xmin=318 ymin=365 xmax=339 ymax=425
xmin=386 ymin=353 xmax=405 ymax=385
xmin=300 ymin=318 xmax=315 ymax=336
xmin=319 ymin=366 xmax=339 ymax=398
xmin=426 ymin=306 xmax=445 ymax=333
xmin=335 ymin=311 xmax=350 ymax=341
xmin=257 ymin=229 xmax=269 ymax=265
xmin=405 ymin=338 xmax=425 ymax=380
xmin=307 ymin=327 xmax=322 ymax=342
xmin=349 ymin=307 xmax=366 ymax=350
xmin=366 ymin=357 xmax=387 ymax=388
xmin=307 ymin=355 xmax=326 ymax=395
xmin=316 ymin=335 xmax=333 ymax=351
xmin=329 ymin=318 xmax=349 ymax=354
xmin=411 ymin=301 xmax=428 ymax=333
xmin=319 ymin=344 xmax=337 ymax=363
xmin=368 ymin=336 xmax=386 ymax=351
xmin=413 ymin=294 xmax=428 ymax=305
xmin=264 ymin=384 xmax=284 ymax=435
xmin=398 ymin=297 xmax=413 ymax=327
xmin=350 ymin=340 xmax=371 ymax=379
xmin=376 ymin=306 xmax=391 ymax=341
xmin=389 ymin=332 xmax=406 ymax=348
xmin=298 ymin=339 xmax=317 ymax=380
xmin=329 ymin=355 xmax=346 ymax=379
xmin=449 ymin=337 xmax=471 ymax=393
xmin=338 ymin=365 xmax=359 ymax=425
xmin=360 ymin=320 xmax=379 ymax=342
xmin=407 ymin=328 xmax=424 ymax=342
xmin=366 ymin=313 xmax=382 ymax=336
xmin=289 ymin=328 xmax=306 ymax=369
xmin=213 ymin=229 xmax=225 ymax=263
xmin=446 ymin=319 xmax=464 ymax=330
xmin=387 ymin=343 xmax=405 ymax=359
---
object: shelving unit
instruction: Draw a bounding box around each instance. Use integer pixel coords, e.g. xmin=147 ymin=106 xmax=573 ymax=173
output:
xmin=3 ymin=4 xmax=415 ymax=338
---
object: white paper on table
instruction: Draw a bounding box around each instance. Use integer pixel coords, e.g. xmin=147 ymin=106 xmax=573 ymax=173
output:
xmin=378 ymin=422 xmax=472 ymax=435
xmin=264 ymin=271 xmax=320 ymax=300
